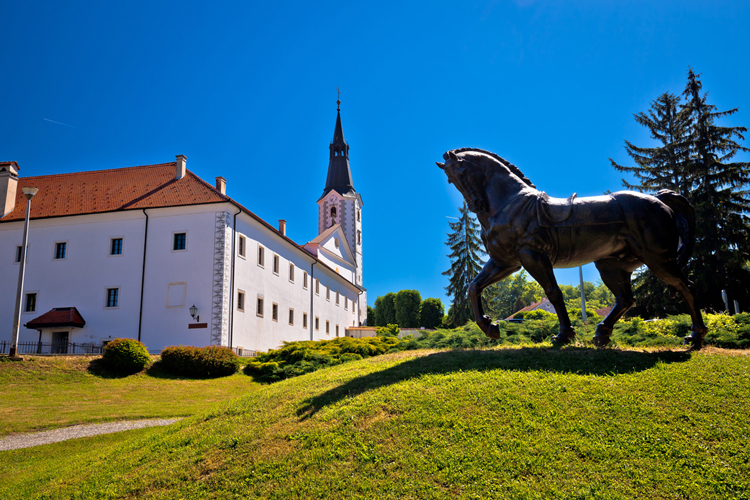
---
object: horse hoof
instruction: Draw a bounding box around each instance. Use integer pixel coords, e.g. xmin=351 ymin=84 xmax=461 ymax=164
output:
xmin=486 ymin=323 xmax=501 ymax=340
xmin=551 ymin=331 xmax=575 ymax=345
xmin=684 ymin=336 xmax=704 ymax=350
xmin=592 ymin=335 xmax=611 ymax=348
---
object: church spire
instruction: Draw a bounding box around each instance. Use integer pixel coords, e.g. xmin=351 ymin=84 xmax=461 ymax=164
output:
xmin=320 ymin=98 xmax=355 ymax=200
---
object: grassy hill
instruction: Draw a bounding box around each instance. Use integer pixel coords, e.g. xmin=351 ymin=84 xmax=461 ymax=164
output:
xmin=2 ymin=346 xmax=749 ymax=499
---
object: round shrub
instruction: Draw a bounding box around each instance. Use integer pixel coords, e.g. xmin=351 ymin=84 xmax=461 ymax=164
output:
xmin=160 ymin=345 xmax=240 ymax=378
xmin=102 ymin=338 xmax=151 ymax=374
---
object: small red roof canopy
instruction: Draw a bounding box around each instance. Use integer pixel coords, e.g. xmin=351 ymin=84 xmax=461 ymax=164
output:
xmin=25 ymin=307 xmax=86 ymax=329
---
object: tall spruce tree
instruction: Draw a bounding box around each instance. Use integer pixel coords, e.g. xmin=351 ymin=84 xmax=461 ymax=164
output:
xmin=443 ymin=202 xmax=485 ymax=327
xmin=613 ymin=69 xmax=750 ymax=315
xmin=681 ymin=68 xmax=750 ymax=311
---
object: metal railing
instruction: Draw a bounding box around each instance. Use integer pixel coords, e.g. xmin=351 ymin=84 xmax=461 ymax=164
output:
xmin=0 ymin=340 xmax=104 ymax=356
xmin=231 ymin=347 xmax=257 ymax=358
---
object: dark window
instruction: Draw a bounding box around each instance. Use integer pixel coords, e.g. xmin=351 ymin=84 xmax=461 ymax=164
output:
xmin=272 ymin=303 xmax=278 ymax=321
xmin=258 ymin=246 xmax=265 ymax=266
xmin=237 ymin=291 xmax=245 ymax=311
xmin=173 ymin=233 xmax=186 ymax=251
xmin=15 ymin=246 xmax=22 ymax=263
xmin=336 ymin=325 xmax=339 ymax=337
xmin=25 ymin=293 xmax=36 ymax=312
xmin=111 ymin=238 xmax=123 ymax=255
xmin=106 ymin=288 xmax=119 ymax=308
xmin=289 ymin=263 xmax=295 ymax=282
xmin=326 ymin=321 xmax=330 ymax=334
xmin=273 ymin=255 xmax=279 ymax=274
xmin=239 ymin=236 xmax=246 ymax=257
xmin=55 ymin=242 xmax=66 ymax=259
xmin=289 ymin=309 xmax=294 ymax=325
xmin=303 ymin=272 xmax=308 ymax=289
xmin=303 ymin=313 xmax=308 ymax=328
xmin=256 ymin=297 xmax=264 ymax=317
xmin=331 ymin=207 xmax=337 ymax=218
xmin=315 ymin=317 xmax=319 ymax=330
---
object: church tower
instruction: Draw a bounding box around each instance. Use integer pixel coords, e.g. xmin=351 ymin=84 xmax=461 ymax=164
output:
xmin=317 ymin=99 xmax=364 ymax=291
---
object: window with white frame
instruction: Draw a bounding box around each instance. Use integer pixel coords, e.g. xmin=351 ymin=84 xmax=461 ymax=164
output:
xmin=315 ymin=279 xmax=319 ymax=295
xmin=238 ymin=235 xmax=246 ymax=258
xmin=237 ymin=290 xmax=245 ymax=312
xmin=258 ymin=245 xmax=265 ymax=267
xmin=105 ymin=288 xmax=119 ymax=308
xmin=256 ymin=297 xmax=264 ymax=317
xmin=110 ymin=238 xmax=123 ymax=256
xmin=336 ymin=291 xmax=340 ymax=306
xmin=326 ymin=286 xmax=330 ymax=301
xmin=173 ymin=233 xmax=187 ymax=251
xmin=24 ymin=293 xmax=37 ymax=312
xmin=54 ymin=242 xmax=67 ymax=260
xmin=289 ymin=263 xmax=295 ymax=282
xmin=315 ymin=317 xmax=319 ymax=331
xmin=344 ymin=297 xmax=348 ymax=310
xmin=303 ymin=312 xmax=308 ymax=328
xmin=289 ymin=308 xmax=294 ymax=326
xmin=326 ymin=320 xmax=330 ymax=334
xmin=272 ymin=303 xmax=278 ymax=321
xmin=336 ymin=324 xmax=339 ymax=337
xmin=303 ymin=272 xmax=308 ymax=289
xmin=273 ymin=255 xmax=279 ymax=275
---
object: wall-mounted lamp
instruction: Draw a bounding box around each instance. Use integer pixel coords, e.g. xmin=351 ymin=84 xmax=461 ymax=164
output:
xmin=189 ymin=304 xmax=199 ymax=322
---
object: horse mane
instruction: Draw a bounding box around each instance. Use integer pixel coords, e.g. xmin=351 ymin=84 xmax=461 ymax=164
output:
xmin=448 ymin=148 xmax=536 ymax=189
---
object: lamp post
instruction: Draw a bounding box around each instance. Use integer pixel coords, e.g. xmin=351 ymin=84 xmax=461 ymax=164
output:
xmin=10 ymin=186 xmax=39 ymax=358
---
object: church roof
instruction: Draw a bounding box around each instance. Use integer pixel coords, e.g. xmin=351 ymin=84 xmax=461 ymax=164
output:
xmin=25 ymin=307 xmax=86 ymax=329
xmin=320 ymin=108 xmax=356 ymax=200
xmin=0 ymin=161 xmax=227 ymax=223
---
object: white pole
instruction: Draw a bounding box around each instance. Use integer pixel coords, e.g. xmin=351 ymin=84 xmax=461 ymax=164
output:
xmin=10 ymin=187 xmax=38 ymax=358
xmin=579 ymin=266 xmax=587 ymax=323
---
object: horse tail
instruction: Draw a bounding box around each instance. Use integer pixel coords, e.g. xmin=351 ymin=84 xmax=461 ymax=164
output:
xmin=655 ymin=189 xmax=695 ymax=267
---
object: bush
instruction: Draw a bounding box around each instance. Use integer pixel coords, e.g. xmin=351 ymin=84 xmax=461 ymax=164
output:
xmin=376 ymin=324 xmax=400 ymax=337
xmin=101 ymin=338 xmax=151 ymax=374
xmin=160 ymin=345 xmax=240 ymax=378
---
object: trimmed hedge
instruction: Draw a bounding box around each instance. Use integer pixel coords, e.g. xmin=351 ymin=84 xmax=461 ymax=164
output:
xmin=101 ymin=338 xmax=151 ymax=374
xmin=160 ymin=345 xmax=240 ymax=378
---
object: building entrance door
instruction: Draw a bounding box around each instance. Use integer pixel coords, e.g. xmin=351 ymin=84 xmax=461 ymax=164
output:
xmin=52 ymin=332 xmax=69 ymax=354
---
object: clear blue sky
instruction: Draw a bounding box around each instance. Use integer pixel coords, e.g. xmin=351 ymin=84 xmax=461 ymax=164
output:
xmin=2 ymin=0 xmax=749 ymax=310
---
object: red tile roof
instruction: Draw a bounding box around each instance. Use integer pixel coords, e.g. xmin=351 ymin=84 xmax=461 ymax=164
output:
xmin=25 ymin=307 xmax=86 ymax=329
xmin=1 ymin=162 xmax=227 ymax=222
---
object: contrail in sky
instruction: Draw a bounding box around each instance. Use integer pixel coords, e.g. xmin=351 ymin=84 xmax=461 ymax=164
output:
xmin=43 ymin=118 xmax=80 ymax=129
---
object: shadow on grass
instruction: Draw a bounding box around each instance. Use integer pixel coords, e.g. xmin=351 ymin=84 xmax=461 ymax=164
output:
xmin=86 ymin=358 xmax=140 ymax=379
xmin=86 ymin=359 xmax=186 ymax=380
xmin=297 ymin=346 xmax=692 ymax=419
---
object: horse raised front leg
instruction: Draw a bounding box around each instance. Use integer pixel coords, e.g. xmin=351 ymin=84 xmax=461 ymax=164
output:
xmin=468 ymin=260 xmax=521 ymax=339
xmin=517 ymin=249 xmax=575 ymax=344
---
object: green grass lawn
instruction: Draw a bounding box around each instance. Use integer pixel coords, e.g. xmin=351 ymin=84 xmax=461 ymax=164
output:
xmin=1 ymin=346 xmax=749 ymax=499
xmin=0 ymin=356 xmax=259 ymax=436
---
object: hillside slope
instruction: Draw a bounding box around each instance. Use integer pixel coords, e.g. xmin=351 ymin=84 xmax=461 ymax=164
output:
xmin=2 ymin=346 xmax=750 ymax=499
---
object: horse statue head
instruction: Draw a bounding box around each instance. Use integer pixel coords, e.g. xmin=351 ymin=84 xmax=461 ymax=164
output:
xmin=436 ymin=148 xmax=536 ymax=214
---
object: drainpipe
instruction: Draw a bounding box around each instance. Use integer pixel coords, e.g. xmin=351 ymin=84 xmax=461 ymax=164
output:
xmin=138 ymin=209 xmax=149 ymax=342
xmin=228 ymin=209 xmax=241 ymax=348
xmin=310 ymin=262 xmax=316 ymax=341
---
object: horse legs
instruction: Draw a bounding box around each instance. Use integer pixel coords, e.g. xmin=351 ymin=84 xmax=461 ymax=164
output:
xmin=592 ymin=259 xmax=637 ymax=347
xmin=517 ymin=249 xmax=575 ymax=344
xmin=643 ymin=259 xmax=707 ymax=349
xmin=469 ymin=259 xmax=521 ymax=339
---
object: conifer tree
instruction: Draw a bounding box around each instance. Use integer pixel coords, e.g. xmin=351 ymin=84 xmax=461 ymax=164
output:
xmin=613 ymin=69 xmax=750 ymax=315
xmin=443 ymin=202 xmax=485 ymax=327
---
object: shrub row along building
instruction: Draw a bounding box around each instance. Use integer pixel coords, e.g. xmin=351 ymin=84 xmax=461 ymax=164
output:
xmin=0 ymin=104 xmax=366 ymax=353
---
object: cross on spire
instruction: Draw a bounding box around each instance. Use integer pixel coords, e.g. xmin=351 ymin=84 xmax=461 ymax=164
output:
xmin=336 ymin=87 xmax=341 ymax=110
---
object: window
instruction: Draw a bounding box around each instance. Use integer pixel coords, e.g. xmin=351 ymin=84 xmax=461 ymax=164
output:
xmin=336 ymin=291 xmax=340 ymax=306
xmin=105 ymin=288 xmax=119 ymax=308
xmin=237 ymin=291 xmax=245 ymax=312
xmin=173 ymin=233 xmax=187 ymax=251
xmin=289 ymin=308 xmax=294 ymax=326
xmin=258 ymin=245 xmax=265 ymax=267
xmin=357 ymin=230 xmax=361 ymax=245
xmin=272 ymin=303 xmax=278 ymax=321
xmin=326 ymin=320 xmax=330 ymax=334
xmin=289 ymin=263 xmax=295 ymax=282
xmin=256 ymin=297 xmax=264 ymax=317
xmin=357 ymin=209 xmax=361 ymax=221
xmin=345 ymin=297 xmax=348 ymax=310
xmin=303 ymin=313 xmax=308 ymax=328
xmin=303 ymin=272 xmax=308 ymax=289
xmin=334 ymin=238 xmax=339 ymax=249
xmin=54 ymin=242 xmax=67 ymax=260
xmin=315 ymin=317 xmax=319 ymax=331
xmin=238 ymin=235 xmax=246 ymax=258
xmin=315 ymin=279 xmax=319 ymax=295
xmin=15 ymin=246 xmax=22 ymax=263
xmin=110 ymin=238 xmax=123 ymax=255
xmin=331 ymin=206 xmax=337 ymax=218
xmin=326 ymin=286 xmax=330 ymax=301
xmin=336 ymin=325 xmax=339 ymax=337
xmin=273 ymin=255 xmax=279 ymax=275
xmin=24 ymin=293 xmax=36 ymax=313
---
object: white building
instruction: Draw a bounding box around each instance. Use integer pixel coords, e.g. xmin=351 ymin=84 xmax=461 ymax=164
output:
xmin=0 ymin=107 xmax=366 ymax=353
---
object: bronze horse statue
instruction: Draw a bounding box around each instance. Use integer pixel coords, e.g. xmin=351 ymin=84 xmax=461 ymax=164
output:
xmin=437 ymin=148 xmax=707 ymax=348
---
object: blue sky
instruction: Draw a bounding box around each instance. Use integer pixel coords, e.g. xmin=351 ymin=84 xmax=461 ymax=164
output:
xmin=2 ymin=0 xmax=749 ymax=309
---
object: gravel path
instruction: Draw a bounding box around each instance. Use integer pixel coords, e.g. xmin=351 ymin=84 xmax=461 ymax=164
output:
xmin=0 ymin=418 xmax=183 ymax=451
